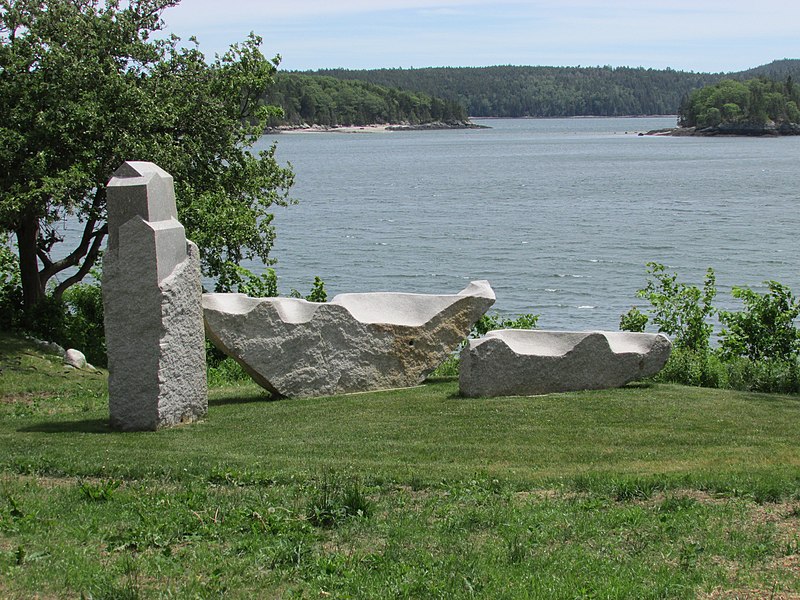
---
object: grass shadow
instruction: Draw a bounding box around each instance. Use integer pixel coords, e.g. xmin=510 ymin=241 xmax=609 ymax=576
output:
xmin=625 ymin=381 xmax=657 ymax=389
xmin=425 ymin=376 xmax=458 ymax=384
xmin=446 ymin=381 xmax=658 ymax=401
xmin=208 ymin=392 xmax=278 ymax=407
xmin=19 ymin=418 xmax=112 ymax=434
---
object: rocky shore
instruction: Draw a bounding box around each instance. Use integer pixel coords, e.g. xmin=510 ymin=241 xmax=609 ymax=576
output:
xmin=386 ymin=121 xmax=489 ymax=131
xmin=267 ymin=120 xmax=488 ymax=134
xmin=643 ymin=122 xmax=800 ymax=137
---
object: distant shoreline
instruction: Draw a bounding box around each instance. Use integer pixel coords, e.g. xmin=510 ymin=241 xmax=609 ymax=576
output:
xmin=472 ymin=114 xmax=678 ymax=120
xmin=267 ymin=121 xmax=487 ymax=134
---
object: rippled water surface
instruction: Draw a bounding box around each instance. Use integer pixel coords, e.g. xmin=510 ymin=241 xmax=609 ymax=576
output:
xmin=253 ymin=117 xmax=797 ymax=330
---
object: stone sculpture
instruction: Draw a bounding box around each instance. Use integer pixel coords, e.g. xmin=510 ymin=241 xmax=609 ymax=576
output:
xmin=203 ymin=281 xmax=495 ymax=398
xmin=459 ymin=329 xmax=671 ymax=397
xmin=103 ymin=161 xmax=207 ymax=430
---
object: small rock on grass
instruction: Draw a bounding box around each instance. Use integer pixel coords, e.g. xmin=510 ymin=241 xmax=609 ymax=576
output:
xmin=64 ymin=348 xmax=88 ymax=370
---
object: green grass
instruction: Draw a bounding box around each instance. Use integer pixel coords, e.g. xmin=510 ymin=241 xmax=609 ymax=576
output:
xmin=1 ymin=331 xmax=800 ymax=598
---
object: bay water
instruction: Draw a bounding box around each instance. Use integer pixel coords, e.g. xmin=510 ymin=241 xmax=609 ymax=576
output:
xmin=255 ymin=117 xmax=799 ymax=331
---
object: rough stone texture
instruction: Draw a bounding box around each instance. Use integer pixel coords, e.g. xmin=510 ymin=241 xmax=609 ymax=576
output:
xmin=203 ymin=281 xmax=495 ymax=398
xmin=63 ymin=349 xmax=87 ymax=369
xmin=103 ymin=161 xmax=207 ymax=431
xmin=459 ymin=329 xmax=672 ymax=397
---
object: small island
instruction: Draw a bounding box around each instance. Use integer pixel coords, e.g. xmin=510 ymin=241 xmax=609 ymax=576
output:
xmin=265 ymin=72 xmax=480 ymax=131
xmin=647 ymin=76 xmax=800 ymax=136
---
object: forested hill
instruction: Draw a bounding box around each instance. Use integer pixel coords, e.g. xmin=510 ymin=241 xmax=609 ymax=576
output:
xmin=265 ymin=73 xmax=469 ymax=127
xmin=734 ymin=59 xmax=800 ymax=80
xmin=306 ymin=60 xmax=800 ymax=118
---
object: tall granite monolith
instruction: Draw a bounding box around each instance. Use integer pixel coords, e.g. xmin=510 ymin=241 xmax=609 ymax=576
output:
xmin=103 ymin=161 xmax=207 ymax=430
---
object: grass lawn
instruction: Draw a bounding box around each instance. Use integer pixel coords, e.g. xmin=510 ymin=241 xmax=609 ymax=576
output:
xmin=1 ymin=332 xmax=799 ymax=598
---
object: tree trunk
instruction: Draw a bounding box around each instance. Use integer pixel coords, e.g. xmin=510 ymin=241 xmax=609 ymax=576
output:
xmin=16 ymin=212 xmax=45 ymax=310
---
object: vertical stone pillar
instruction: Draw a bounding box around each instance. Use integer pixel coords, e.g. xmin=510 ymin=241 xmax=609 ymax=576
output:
xmin=103 ymin=161 xmax=207 ymax=430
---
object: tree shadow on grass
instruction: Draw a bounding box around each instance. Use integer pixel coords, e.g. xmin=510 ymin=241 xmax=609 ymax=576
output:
xmin=18 ymin=418 xmax=112 ymax=434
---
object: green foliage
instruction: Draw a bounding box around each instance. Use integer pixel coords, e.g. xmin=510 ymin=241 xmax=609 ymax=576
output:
xmin=470 ymin=312 xmax=539 ymax=337
xmin=725 ymin=356 xmax=800 ymax=394
xmin=0 ymin=239 xmax=21 ymax=329
xmin=8 ymin=281 xmax=107 ymax=366
xmin=429 ymin=354 xmax=460 ymax=378
xmin=306 ymin=276 xmax=327 ymax=303
xmin=310 ymin=61 xmax=800 ymax=119
xmin=1 ymin=242 xmax=103 ymax=364
xmin=206 ymin=356 xmax=250 ymax=387
xmin=0 ymin=0 xmax=294 ymax=307
xmin=268 ymin=73 xmax=468 ymax=127
xmin=653 ymin=347 xmax=728 ymax=389
xmin=626 ymin=263 xmax=800 ymax=393
xmin=719 ymin=281 xmax=800 ymax=361
xmin=290 ymin=276 xmax=328 ymax=302
xmin=233 ymin=266 xmax=279 ymax=298
xmin=619 ymin=306 xmax=648 ymax=332
xmin=680 ymin=77 xmax=800 ymax=128
xmin=655 ymin=348 xmax=800 ymax=395
xmin=61 ymin=282 xmax=105 ymax=366
xmin=634 ymin=262 xmax=716 ymax=352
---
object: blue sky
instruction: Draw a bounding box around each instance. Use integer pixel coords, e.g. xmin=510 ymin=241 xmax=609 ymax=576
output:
xmin=162 ymin=0 xmax=799 ymax=73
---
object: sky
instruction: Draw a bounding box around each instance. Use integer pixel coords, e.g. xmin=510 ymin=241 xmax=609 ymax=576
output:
xmin=161 ymin=0 xmax=799 ymax=74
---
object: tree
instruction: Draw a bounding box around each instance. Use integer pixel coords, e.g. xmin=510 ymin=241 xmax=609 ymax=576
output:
xmin=679 ymin=76 xmax=800 ymax=128
xmin=0 ymin=0 xmax=294 ymax=312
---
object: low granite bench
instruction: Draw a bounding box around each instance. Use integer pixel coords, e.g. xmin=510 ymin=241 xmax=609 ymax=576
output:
xmin=459 ymin=329 xmax=671 ymax=397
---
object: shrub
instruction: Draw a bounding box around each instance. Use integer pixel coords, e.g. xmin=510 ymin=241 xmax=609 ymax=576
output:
xmin=207 ymin=356 xmax=251 ymax=387
xmin=62 ymin=282 xmax=106 ymax=367
xmin=236 ymin=266 xmax=278 ymax=298
xmin=656 ymin=349 xmax=800 ymax=394
xmin=654 ymin=347 xmax=727 ymax=389
xmin=471 ymin=312 xmax=539 ymax=337
xmin=1 ymin=242 xmax=106 ymax=364
xmin=634 ymin=262 xmax=716 ymax=352
xmin=726 ymin=357 xmax=800 ymax=394
xmin=719 ymin=281 xmax=800 ymax=362
xmin=619 ymin=306 xmax=648 ymax=332
xmin=306 ymin=276 xmax=327 ymax=303
xmin=0 ymin=241 xmax=22 ymax=330
xmin=289 ymin=275 xmax=327 ymax=302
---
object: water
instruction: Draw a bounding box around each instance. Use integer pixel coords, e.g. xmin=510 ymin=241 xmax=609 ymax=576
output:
xmin=253 ymin=117 xmax=799 ymax=331
xmin=46 ymin=117 xmax=798 ymax=331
